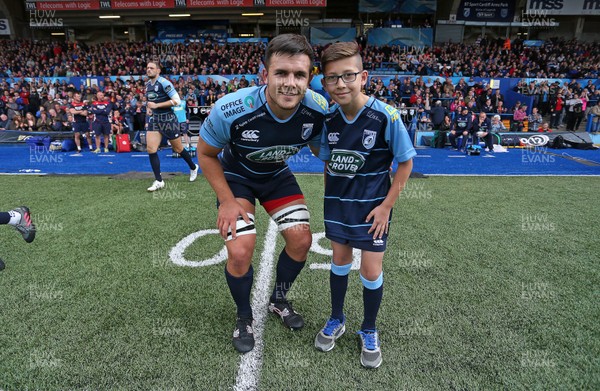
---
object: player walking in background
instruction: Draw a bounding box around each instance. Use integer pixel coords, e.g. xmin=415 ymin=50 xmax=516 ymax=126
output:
xmin=89 ymin=91 xmax=113 ymax=153
xmin=315 ymin=42 xmax=415 ymax=368
xmin=145 ymin=61 xmax=198 ymax=192
xmin=197 ymin=34 xmax=328 ymax=353
xmin=68 ymin=91 xmax=92 ymax=153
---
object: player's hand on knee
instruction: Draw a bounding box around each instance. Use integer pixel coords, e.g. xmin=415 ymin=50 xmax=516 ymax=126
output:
xmin=366 ymin=205 xmax=391 ymax=239
xmin=217 ymin=200 xmax=250 ymax=240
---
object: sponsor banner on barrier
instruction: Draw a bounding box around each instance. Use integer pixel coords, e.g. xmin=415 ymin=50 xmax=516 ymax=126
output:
xmin=0 ymin=131 xmax=73 ymax=144
xmin=526 ymin=0 xmax=600 ymax=15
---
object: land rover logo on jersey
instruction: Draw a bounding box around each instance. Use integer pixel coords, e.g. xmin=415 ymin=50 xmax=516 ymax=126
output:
xmin=148 ymin=92 xmax=158 ymax=100
xmin=244 ymin=96 xmax=254 ymax=108
xmin=362 ymin=130 xmax=377 ymax=149
xmin=328 ymin=149 xmax=366 ymax=176
xmin=301 ymin=123 xmax=313 ymax=140
xmin=246 ymin=145 xmax=300 ymax=163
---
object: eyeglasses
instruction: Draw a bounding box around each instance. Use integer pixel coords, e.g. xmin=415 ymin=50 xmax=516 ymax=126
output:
xmin=323 ymin=72 xmax=361 ymax=85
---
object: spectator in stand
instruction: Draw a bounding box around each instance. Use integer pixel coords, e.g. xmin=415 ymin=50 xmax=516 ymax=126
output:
xmin=429 ymin=100 xmax=446 ymax=129
xmin=565 ymin=93 xmax=583 ymax=131
xmin=0 ymin=113 xmax=9 ymax=130
xmin=121 ymin=101 xmax=135 ymax=134
xmin=134 ymin=101 xmax=146 ymax=131
xmin=6 ymin=96 xmax=18 ymax=120
xmin=491 ymin=89 xmax=504 ymax=108
xmin=36 ymin=111 xmax=52 ymax=131
xmin=10 ymin=113 xmax=25 ymax=130
xmin=111 ymin=111 xmax=123 ymax=135
xmin=433 ymin=114 xmax=452 ymax=148
xmin=575 ymin=90 xmax=589 ymax=131
xmin=23 ymin=112 xmax=37 ymax=131
xmin=512 ymin=105 xmax=527 ymax=132
xmin=538 ymin=82 xmax=550 ymax=115
xmin=480 ymin=98 xmax=494 ymax=114
xmin=589 ymin=101 xmax=600 ymax=132
xmin=538 ymin=122 xmax=552 ymax=132
xmin=528 ymin=107 xmax=543 ymax=132
xmin=205 ymin=89 xmax=217 ymax=106
xmin=550 ymin=93 xmax=564 ymax=128
xmin=490 ymin=114 xmax=507 ymax=134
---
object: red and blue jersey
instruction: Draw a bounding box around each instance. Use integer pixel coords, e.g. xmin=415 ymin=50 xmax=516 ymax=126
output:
xmin=69 ymin=101 xmax=88 ymax=123
xmin=318 ymin=96 xmax=416 ymax=241
xmin=89 ymin=100 xmax=113 ymax=123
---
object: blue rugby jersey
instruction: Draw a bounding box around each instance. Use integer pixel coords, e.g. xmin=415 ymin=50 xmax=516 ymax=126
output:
xmin=200 ymin=86 xmax=328 ymax=179
xmin=318 ymin=96 xmax=416 ymax=241
xmin=145 ymin=76 xmax=180 ymax=115
xmin=454 ymin=112 xmax=473 ymax=132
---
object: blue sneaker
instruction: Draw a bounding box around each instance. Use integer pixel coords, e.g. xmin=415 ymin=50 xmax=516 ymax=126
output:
xmin=314 ymin=316 xmax=345 ymax=352
xmin=357 ymin=329 xmax=382 ymax=368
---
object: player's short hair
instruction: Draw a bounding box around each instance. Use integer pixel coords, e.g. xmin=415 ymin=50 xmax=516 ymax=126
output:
xmin=320 ymin=41 xmax=362 ymax=72
xmin=147 ymin=60 xmax=162 ymax=72
xmin=265 ymin=34 xmax=314 ymax=72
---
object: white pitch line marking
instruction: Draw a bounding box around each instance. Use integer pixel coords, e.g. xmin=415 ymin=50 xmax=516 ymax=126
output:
xmin=234 ymin=219 xmax=278 ymax=391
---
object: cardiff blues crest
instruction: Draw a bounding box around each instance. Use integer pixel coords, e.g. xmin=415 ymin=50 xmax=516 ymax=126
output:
xmin=301 ymin=123 xmax=313 ymax=140
xmin=362 ymin=129 xmax=377 ymax=149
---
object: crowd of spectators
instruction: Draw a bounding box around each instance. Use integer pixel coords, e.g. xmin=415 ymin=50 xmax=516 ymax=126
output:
xmin=0 ymin=37 xmax=599 ymax=134
xmin=1 ymin=37 xmax=597 ymax=80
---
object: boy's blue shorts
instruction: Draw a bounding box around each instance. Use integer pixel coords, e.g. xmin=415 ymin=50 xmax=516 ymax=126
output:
xmin=326 ymin=233 xmax=388 ymax=253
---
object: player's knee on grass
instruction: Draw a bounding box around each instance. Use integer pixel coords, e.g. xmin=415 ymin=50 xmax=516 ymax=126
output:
xmin=282 ymin=228 xmax=312 ymax=261
xmin=226 ymin=240 xmax=255 ymax=276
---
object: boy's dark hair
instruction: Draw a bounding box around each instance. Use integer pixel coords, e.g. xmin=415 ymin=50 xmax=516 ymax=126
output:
xmin=320 ymin=41 xmax=362 ymax=72
xmin=265 ymin=34 xmax=314 ymax=71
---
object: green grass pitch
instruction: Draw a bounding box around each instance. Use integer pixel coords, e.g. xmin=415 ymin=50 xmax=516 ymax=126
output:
xmin=0 ymin=175 xmax=598 ymax=390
